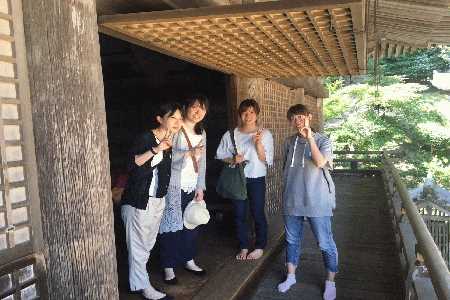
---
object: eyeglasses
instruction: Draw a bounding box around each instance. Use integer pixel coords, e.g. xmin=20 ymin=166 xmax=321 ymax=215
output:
xmin=291 ymin=114 xmax=309 ymax=122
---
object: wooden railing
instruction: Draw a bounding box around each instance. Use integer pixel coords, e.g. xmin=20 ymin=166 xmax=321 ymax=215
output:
xmin=334 ymin=151 xmax=450 ymax=299
xmin=382 ymin=153 xmax=450 ymax=300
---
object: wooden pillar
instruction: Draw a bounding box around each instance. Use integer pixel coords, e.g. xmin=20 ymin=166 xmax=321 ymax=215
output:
xmin=21 ymin=1 xmax=119 ymax=299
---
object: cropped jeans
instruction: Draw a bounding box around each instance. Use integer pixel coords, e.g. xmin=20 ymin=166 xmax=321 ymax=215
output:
xmin=284 ymin=215 xmax=338 ymax=273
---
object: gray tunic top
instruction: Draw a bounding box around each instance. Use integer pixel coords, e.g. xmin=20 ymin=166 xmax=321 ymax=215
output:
xmin=282 ymin=133 xmax=336 ymax=217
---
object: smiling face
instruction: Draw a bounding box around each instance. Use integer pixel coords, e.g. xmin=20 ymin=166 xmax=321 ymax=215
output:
xmin=157 ymin=109 xmax=183 ymax=133
xmin=185 ymin=100 xmax=207 ymax=124
xmin=240 ymin=106 xmax=258 ymax=126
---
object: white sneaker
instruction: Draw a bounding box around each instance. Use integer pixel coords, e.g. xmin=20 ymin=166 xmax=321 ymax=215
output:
xmin=323 ymin=280 xmax=336 ymax=300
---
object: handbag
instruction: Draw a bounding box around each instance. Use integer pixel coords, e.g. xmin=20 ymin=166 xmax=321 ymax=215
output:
xmin=216 ymin=129 xmax=247 ymax=200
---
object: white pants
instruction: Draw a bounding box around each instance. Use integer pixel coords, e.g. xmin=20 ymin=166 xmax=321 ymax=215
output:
xmin=121 ymin=197 xmax=165 ymax=291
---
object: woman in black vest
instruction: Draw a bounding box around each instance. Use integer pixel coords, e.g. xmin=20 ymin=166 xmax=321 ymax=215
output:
xmin=121 ymin=102 xmax=183 ymax=300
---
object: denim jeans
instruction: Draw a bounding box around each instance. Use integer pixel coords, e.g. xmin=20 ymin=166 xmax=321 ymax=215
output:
xmin=284 ymin=215 xmax=338 ymax=273
xmin=232 ymin=177 xmax=267 ymax=250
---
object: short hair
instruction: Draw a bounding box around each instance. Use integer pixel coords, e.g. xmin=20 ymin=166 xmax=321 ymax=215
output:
xmin=286 ymin=104 xmax=310 ymax=120
xmin=238 ymin=98 xmax=260 ymax=115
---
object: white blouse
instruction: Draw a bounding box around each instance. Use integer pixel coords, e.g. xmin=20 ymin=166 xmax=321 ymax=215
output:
xmin=180 ymin=131 xmax=203 ymax=193
xmin=148 ymin=138 xmax=163 ymax=197
xmin=216 ymin=128 xmax=274 ymax=178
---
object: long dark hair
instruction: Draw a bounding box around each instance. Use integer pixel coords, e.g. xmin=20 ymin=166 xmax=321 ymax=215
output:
xmin=183 ymin=94 xmax=209 ymax=134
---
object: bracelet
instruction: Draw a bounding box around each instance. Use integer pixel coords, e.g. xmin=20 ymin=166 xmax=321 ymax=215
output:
xmin=150 ymin=147 xmax=158 ymax=155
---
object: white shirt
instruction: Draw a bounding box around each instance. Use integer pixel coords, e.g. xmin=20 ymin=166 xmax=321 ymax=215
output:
xmin=180 ymin=131 xmax=203 ymax=192
xmin=149 ymin=138 xmax=163 ymax=197
xmin=216 ymin=128 xmax=274 ymax=178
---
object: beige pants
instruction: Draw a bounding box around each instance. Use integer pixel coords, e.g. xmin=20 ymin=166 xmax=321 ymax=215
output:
xmin=121 ymin=197 xmax=165 ymax=291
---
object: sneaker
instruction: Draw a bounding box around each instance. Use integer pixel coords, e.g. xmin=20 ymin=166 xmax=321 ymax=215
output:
xmin=323 ymin=280 xmax=336 ymax=300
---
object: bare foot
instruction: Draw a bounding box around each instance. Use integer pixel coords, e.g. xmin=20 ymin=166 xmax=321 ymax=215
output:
xmin=236 ymin=249 xmax=248 ymax=260
xmin=247 ymin=249 xmax=264 ymax=260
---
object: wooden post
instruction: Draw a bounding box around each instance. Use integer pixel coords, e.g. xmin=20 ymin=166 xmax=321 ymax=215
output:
xmin=21 ymin=1 xmax=119 ymax=299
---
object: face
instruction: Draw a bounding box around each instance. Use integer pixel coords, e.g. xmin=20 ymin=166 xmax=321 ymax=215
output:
xmin=185 ymin=100 xmax=207 ymax=124
xmin=240 ymin=106 xmax=258 ymax=126
xmin=291 ymin=113 xmax=312 ymax=129
xmin=157 ymin=109 xmax=183 ymax=133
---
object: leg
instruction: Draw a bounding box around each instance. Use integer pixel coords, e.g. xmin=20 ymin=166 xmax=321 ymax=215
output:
xmin=181 ymin=191 xmax=200 ymax=264
xmin=247 ymin=177 xmax=267 ymax=260
xmin=122 ymin=200 xmax=167 ymax=299
xmin=278 ymin=215 xmax=304 ymax=293
xmin=308 ymin=217 xmax=338 ymax=300
xmin=231 ymin=199 xmax=249 ymax=259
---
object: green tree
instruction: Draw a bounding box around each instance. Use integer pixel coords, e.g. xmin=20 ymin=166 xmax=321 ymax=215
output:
xmin=377 ymin=47 xmax=450 ymax=83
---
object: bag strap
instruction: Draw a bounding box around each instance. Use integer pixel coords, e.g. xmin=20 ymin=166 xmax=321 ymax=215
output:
xmin=181 ymin=127 xmax=199 ymax=173
xmin=229 ymin=128 xmax=239 ymax=156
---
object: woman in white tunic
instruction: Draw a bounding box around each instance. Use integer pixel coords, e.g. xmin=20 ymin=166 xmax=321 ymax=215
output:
xmin=216 ymin=99 xmax=274 ymax=260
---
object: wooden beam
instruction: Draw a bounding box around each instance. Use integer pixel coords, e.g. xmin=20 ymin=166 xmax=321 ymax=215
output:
xmin=285 ymin=12 xmax=334 ymax=75
xmin=306 ymin=9 xmax=346 ymax=75
xmin=328 ymin=9 xmax=355 ymax=75
xmin=350 ymin=1 xmax=366 ymax=73
xmin=265 ymin=14 xmax=321 ymax=76
xmin=99 ymin=0 xmax=362 ymax=25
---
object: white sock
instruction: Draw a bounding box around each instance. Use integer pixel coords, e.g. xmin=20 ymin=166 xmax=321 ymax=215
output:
xmin=186 ymin=259 xmax=203 ymax=272
xmin=323 ymin=280 xmax=336 ymax=300
xmin=164 ymin=268 xmax=175 ymax=280
xmin=277 ymin=273 xmax=296 ymax=293
xmin=142 ymin=286 xmax=166 ymax=300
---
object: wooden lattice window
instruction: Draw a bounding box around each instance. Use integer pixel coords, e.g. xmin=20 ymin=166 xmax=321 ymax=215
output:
xmin=0 ymin=0 xmax=43 ymax=299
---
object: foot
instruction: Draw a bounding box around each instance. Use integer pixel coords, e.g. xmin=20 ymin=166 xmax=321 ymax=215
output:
xmin=185 ymin=260 xmax=203 ymax=272
xmin=163 ymin=268 xmax=177 ymax=285
xmin=185 ymin=260 xmax=206 ymax=276
xmin=142 ymin=287 xmax=166 ymax=300
xmin=236 ymin=249 xmax=248 ymax=260
xmin=277 ymin=274 xmax=296 ymax=293
xmin=323 ymin=280 xmax=336 ymax=300
xmin=247 ymin=249 xmax=263 ymax=260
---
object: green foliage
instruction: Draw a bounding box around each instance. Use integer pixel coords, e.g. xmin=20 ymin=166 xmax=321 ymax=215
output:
xmin=375 ymin=47 xmax=450 ymax=83
xmin=324 ymin=82 xmax=450 ymax=189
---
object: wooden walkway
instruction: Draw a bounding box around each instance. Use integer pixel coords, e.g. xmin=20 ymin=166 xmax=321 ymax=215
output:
xmin=248 ymin=172 xmax=404 ymax=300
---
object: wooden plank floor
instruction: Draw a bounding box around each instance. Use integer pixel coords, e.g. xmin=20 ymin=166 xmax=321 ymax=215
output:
xmin=249 ymin=172 xmax=404 ymax=300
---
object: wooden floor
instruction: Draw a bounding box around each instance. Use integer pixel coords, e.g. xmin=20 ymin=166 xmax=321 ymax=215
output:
xmin=249 ymin=172 xmax=404 ymax=300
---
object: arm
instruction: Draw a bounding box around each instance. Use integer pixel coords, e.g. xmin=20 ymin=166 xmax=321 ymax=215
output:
xmin=308 ymin=137 xmax=328 ymax=168
xmin=195 ymin=132 xmax=207 ymax=202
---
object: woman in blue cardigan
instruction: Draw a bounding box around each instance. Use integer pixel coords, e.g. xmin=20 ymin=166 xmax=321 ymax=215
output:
xmin=159 ymin=95 xmax=209 ymax=284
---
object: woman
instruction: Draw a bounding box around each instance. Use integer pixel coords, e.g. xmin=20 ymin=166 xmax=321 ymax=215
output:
xmin=159 ymin=95 xmax=208 ymax=284
xmin=121 ymin=102 xmax=183 ymax=300
xmin=216 ymin=99 xmax=274 ymax=260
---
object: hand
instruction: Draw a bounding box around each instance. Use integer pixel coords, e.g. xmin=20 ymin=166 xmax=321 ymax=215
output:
xmin=252 ymin=129 xmax=263 ymax=145
xmin=234 ymin=154 xmax=245 ymax=164
xmin=194 ymin=189 xmax=204 ymax=202
xmin=156 ymin=137 xmax=172 ymax=152
xmin=192 ymin=142 xmax=204 ymax=159
xmin=298 ymin=117 xmax=313 ymax=140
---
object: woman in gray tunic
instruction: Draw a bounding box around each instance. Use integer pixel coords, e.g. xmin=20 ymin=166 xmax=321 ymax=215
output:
xmin=277 ymin=104 xmax=338 ymax=300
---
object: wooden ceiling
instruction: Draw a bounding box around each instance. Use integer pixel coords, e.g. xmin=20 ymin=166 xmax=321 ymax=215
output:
xmin=367 ymin=0 xmax=450 ymax=58
xmin=99 ymin=0 xmax=366 ymax=78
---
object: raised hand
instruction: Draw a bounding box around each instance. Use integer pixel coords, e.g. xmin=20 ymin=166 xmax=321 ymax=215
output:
xmin=299 ymin=116 xmax=313 ymax=140
xmin=252 ymin=129 xmax=263 ymax=145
